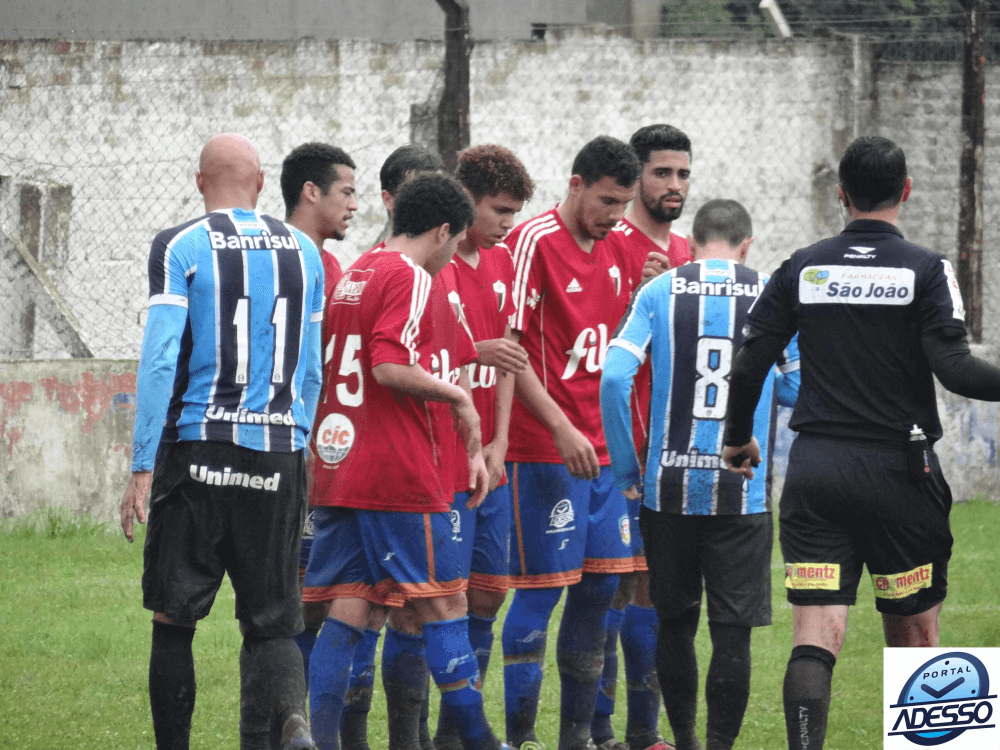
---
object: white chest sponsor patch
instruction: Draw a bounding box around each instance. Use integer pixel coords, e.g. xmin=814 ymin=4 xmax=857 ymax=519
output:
xmin=799 ymin=265 xmax=915 ymax=305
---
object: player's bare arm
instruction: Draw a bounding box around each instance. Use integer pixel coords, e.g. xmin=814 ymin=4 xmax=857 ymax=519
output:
xmin=458 ymin=368 xmax=490 ymax=507
xmin=482 ymin=324 xmax=518 ymax=491
xmin=473 ymin=336 xmax=529 ymax=373
xmin=371 ymin=360 xmax=484 ymax=456
xmin=512 ymin=333 xmax=600 ymax=480
xmin=120 ymin=470 xmax=152 ymax=542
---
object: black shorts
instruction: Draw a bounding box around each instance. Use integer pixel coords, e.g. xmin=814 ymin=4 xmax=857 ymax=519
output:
xmin=142 ymin=440 xmax=307 ymax=637
xmin=639 ymin=504 xmax=773 ymax=627
xmin=780 ymin=434 xmax=952 ymax=617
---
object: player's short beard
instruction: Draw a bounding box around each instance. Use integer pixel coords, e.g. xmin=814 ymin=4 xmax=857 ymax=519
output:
xmin=643 ymin=187 xmax=683 ymax=224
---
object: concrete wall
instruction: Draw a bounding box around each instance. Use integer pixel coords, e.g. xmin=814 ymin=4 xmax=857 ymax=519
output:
xmin=0 ymin=34 xmax=869 ymax=360
xmin=0 ymin=360 xmax=135 ymax=522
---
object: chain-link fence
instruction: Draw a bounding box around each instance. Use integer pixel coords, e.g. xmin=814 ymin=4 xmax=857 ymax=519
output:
xmin=1 ymin=29 xmax=996 ymax=360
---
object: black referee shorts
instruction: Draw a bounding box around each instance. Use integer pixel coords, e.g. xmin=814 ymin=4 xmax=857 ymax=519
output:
xmin=142 ymin=440 xmax=307 ymax=637
xmin=780 ymin=434 xmax=952 ymax=617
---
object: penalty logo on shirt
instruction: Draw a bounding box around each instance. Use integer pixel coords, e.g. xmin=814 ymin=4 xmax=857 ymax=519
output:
xmin=316 ymin=413 xmax=355 ymax=464
xmin=885 ymin=649 xmax=999 ymax=747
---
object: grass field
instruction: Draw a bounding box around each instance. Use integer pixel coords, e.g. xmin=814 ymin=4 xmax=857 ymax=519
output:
xmin=2 ymin=499 xmax=999 ymax=750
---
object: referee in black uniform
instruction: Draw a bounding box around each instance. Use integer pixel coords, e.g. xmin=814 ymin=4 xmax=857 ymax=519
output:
xmin=720 ymin=136 xmax=1000 ymax=750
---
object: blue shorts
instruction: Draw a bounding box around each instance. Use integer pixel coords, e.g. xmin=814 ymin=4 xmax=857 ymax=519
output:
xmin=507 ymin=462 xmax=633 ymax=588
xmin=451 ymin=484 xmax=512 ymax=593
xmin=302 ymin=507 xmax=465 ymax=607
xmin=626 ymin=496 xmax=647 ymax=572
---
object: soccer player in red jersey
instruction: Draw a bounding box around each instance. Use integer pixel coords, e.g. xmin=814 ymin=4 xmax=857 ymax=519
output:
xmin=611 ymin=124 xmax=693 ymax=281
xmin=594 ymin=124 xmax=694 ymax=750
xmin=303 ymin=173 xmax=505 ymax=750
xmin=500 ymin=136 xmax=641 ymax=750
xmin=281 ymin=143 xmax=359 ymax=302
xmin=280 ymin=143 xmax=362 ymax=711
xmin=431 ymin=144 xmax=534 ymax=750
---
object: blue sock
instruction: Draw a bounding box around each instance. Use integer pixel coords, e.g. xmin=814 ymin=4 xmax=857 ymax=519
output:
xmin=468 ymin=613 xmax=497 ymax=680
xmin=293 ymin=627 xmax=319 ymax=687
xmin=502 ymin=587 xmax=563 ymax=745
xmin=622 ymin=604 xmax=662 ymax=748
xmin=340 ymin=628 xmax=379 ymax=749
xmin=310 ymin=618 xmax=363 ymax=750
xmin=382 ymin=627 xmax=428 ymax=750
xmin=424 ymin=616 xmax=498 ymax=748
xmin=592 ymin=606 xmax=625 ymax=744
xmin=558 ymin=573 xmax=619 ymax=750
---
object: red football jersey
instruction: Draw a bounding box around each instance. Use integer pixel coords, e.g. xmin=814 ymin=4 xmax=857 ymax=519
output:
xmin=605 ymin=219 xmax=692 ymax=456
xmin=321 ymin=249 xmax=343 ymax=304
xmin=310 ymin=250 xmax=452 ymax=512
xmin=451 ymin=246 xmax=517 ymax=450
xmin=506 ymin=207 xmax=634 ymax=465
xmin=422 ymin=263 xmax=479 ymax=494
xmin=608 ymin=218 xmax=692 ymax=285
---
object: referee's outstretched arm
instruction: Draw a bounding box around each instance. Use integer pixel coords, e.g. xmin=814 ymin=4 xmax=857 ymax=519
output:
xmin=722 ymin=326 xmax=791 ymax=451
xmin=922 ymin=326 xmax=1000 ymax=400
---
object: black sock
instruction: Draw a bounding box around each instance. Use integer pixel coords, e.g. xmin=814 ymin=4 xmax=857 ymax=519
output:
xmin=149 ymin=621 xmax=197 ymax=750
xmin=783 ymin=645 xmax=837 ymax=750
xmin=240 ymin=634 xmax=308 ymax=750
xmin=704 ymin=622 xmax=751 ymax=750
xmin=657 ymin=606 xmax=701 ymax=750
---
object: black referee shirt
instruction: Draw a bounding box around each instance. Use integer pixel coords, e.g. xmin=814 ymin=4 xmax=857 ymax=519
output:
xmin=745 ymin=219 xmax=966 ymax=444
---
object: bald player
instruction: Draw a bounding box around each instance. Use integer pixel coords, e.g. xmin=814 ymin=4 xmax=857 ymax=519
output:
xmin=121 ymin=133 xmax=323 ymax=750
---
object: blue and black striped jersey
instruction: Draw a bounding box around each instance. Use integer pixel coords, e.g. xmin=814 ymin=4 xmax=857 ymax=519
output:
xmin=601 ymin=258 xmax=799 ymax=515
xmin=133 ymin=208 xmax=323 ymax=467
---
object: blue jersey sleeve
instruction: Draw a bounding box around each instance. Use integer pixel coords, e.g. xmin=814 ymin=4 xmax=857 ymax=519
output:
xmin=297 ymin=230 xmax=325 ymax=435
xmin=775 ymin=333 xmax=801 ymax=407
xmin=131 ymin=304 xmax=188 ymax=471
xmin=601 ymin=284 xmax=657 ymax=492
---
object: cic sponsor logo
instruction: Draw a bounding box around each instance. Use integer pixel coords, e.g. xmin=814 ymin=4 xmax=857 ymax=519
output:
xmin=885 ymin=649 xmax=999 ymax=748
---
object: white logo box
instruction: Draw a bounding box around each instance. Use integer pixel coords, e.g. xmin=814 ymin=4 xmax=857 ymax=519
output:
xmin=884 ymin=648 xmax=1000 ymax=748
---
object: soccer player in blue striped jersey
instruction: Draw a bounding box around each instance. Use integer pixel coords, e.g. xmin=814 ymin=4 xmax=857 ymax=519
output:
xmin=601 ymin=199 xmax=798 ymax=750
xmin=120 ymin=133 xmax=323 ymax=750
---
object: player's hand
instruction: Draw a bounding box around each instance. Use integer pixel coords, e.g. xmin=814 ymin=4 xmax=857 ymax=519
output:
xmin=624 ymin=485 xmax=642 ymax=500
xmin=451 ymin=395 xmax=484 ymax=458
xmin=466 ymin=451 xmax=490 ymax=509
xmin=552 ymin=422 xmax=600 ymax=481
xmin=642 ymin=250 xmax=672 ymax=279
xmin=722 ymin=438 xmax=761 ymax=480
xmin=481 ymin=439 xmax=507 ymax=492
xmin=120 ymin=471 xmax=152 ymax=543
xmin=474 ymin=338 xmax=529 ymax=373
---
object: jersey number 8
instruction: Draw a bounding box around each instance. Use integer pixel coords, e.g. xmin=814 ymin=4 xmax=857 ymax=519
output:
xmin=692 ymin=337 xmax=732 ymax=420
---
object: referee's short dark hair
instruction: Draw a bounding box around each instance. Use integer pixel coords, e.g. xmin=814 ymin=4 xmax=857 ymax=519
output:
xmin=630 ymin=123 xmax=692 ymax=165
xmin=571 ymin=135 xmax=641 ymax=188
xmin=838 ymin=136 xmax=908 ymax=212
xmin=692 ymin=199 xmax=752 ymax=248
xmin=380 ymin=144 xmax=443 ymax=195
xmin=281 ymin=142 xmax=355 ymax=217
xmin=392 ymin=173 xmax=476 ymax=239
